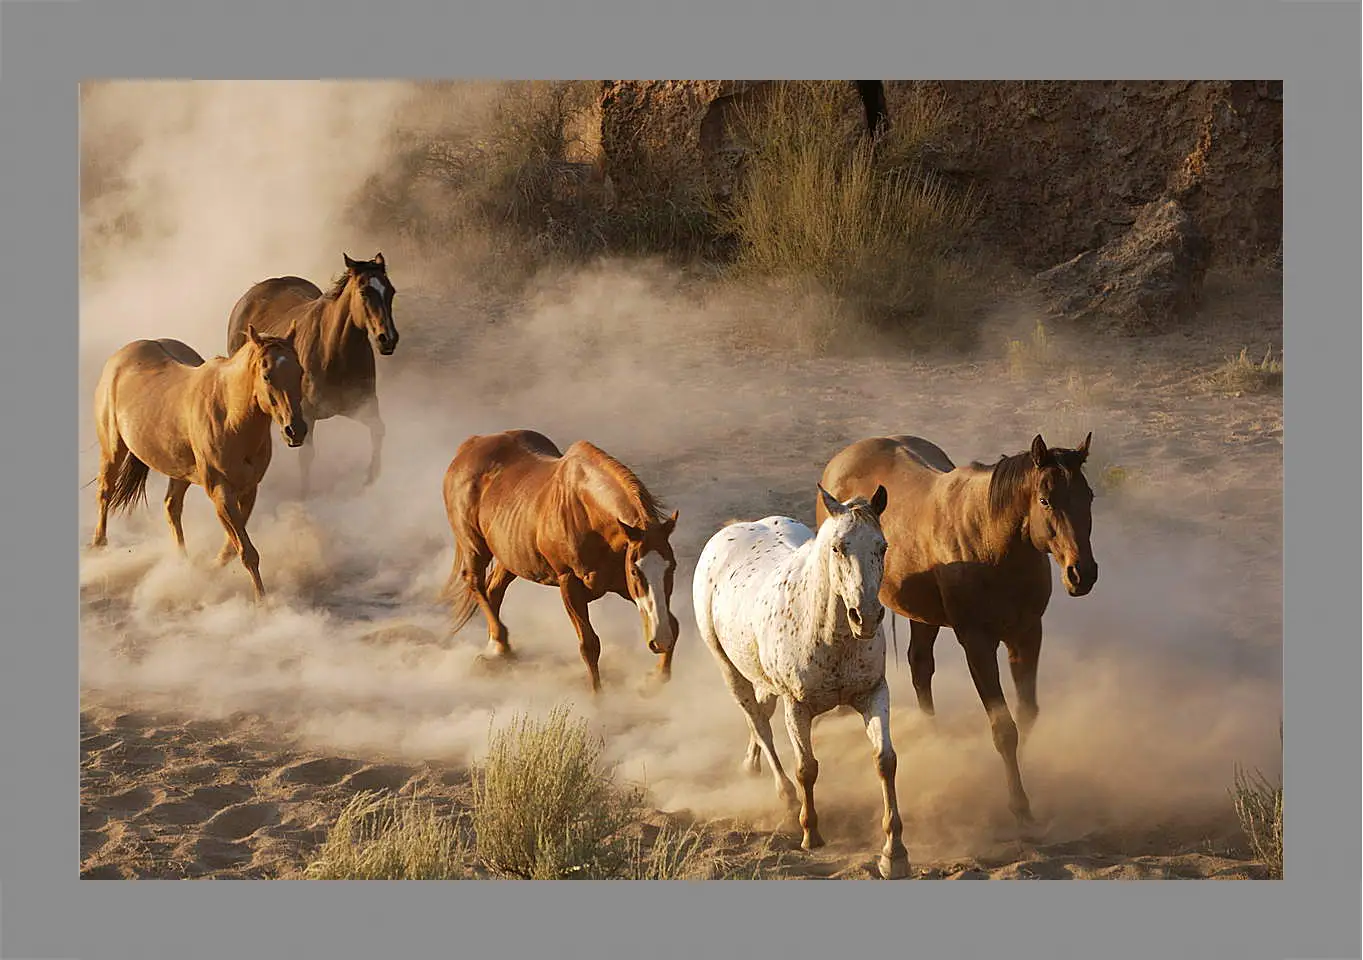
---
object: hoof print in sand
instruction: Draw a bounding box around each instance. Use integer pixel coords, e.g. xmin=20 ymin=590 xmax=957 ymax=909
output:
xmin=203 ymin=802 xmax=280 ymax=841
xmin=192 ymin=836 xmax=254 ymax=872
xmin=340 ymin=764 xmax=418 ymax=794
xmin=277 ymin=757 xmax=363 ymax=787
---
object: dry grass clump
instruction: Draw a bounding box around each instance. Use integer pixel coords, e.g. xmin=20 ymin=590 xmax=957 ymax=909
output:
xmin=717 ymin=81 xmax=980 ymax=345
xmin=1206 ymin=347 xmax=1283 ymax=395
xmin=303 ymin=790 xmax=472 ymax=880
xmin=471 ymin=703 xmax=642 ymax=879
xmin=303 ymin=704 xmax=785 ymax=880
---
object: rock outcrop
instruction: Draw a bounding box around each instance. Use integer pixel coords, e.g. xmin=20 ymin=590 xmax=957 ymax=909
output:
xmin=1033 ymin=197 xmax=1212 ymax=335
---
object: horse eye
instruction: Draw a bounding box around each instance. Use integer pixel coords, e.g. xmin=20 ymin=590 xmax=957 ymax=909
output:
xmin=1039 ymin=498 xmax=1050 ymax=508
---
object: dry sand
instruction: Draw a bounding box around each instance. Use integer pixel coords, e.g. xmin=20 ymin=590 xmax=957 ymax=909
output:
xmin=78 ymin=82 xmax=1282 ymax=881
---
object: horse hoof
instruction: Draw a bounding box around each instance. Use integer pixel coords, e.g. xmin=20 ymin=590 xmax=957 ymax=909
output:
xmin=801 ymin=831 xmax=825 ymax=851
xmin=879 ymin=853 xmax=910 ymax=880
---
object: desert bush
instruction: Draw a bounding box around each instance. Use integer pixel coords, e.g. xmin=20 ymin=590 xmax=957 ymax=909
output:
xmin=1206 ymin=346 xmax=1283 ymax=395
xmin=1005 ymin=319 xmax=1057 ymax=377
xmin=303 ymin=790 xmax=472 ymax=880
xmin=471 ymin=704 xmax=643 ymax=879
xmin=1230 ymin=764 xmax=1283 ymax=878
xmin=302 ymin=706 xmax=789 ymax=881
xmin=716 ymin=81 xmax=980 ymax=341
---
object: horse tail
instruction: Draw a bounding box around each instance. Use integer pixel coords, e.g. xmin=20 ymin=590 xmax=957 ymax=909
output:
xmin=107 ymin=452 xmax=150 ymax=516
xmin=438 ymin=533 xmax=487 ymax=635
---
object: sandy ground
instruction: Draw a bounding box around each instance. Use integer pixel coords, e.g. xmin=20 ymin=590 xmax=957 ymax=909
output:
xmin=78 ymin=255 xmax=1282 ymax=881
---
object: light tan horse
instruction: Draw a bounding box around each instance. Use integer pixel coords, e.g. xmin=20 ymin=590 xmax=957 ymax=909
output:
xmin=226 ymin=253 xmax=398 ymax=498
xmin=90 ymin=326 xmax=308 ymax=601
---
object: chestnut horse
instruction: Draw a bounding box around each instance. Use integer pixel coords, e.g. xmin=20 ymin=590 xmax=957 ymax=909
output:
xmin=226 ymin=253 xmax=398 ymax=498
xmin=817 ymin=432 xmax=1098 ymax=825
xmin=90 ymin=326 xmax=308 ymax=601
xmin=441 ymin=429 xmax=681 ymax=692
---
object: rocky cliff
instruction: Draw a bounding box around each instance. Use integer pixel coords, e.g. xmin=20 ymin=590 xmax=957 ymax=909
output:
xmin=598 ymin=80 xmax=1282 ymax=273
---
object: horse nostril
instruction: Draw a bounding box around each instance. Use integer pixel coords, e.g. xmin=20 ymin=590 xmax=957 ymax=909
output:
xmin=1066 ymin=565 xmax=1080 ymax=583
xmin=849 ymin=607 xmax=863 ymax=626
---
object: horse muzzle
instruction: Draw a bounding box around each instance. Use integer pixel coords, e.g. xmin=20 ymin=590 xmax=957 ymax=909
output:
xmin=282 ymin=422 xmax=308 ymax=448
xmin=376 ymin=333 xmax=398 ymax=355
xmin=1064 ymin=560 xmax=1098 ymax=597
xmin=847 ymin=605 xmax=884 ymax=640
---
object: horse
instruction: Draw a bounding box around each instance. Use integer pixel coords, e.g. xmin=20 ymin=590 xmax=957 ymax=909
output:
xmin=226 ymin=252 xmax=398 ymax=498
xmin=89 ymin=325 xmax=308 ymax=601
xmin=440 ymin=429 xmax=681 ymax=693
xmin=692 ymin=484 xmax=910 ymax=880
xmin=817 ymin=432 xmax=1098 ymax=826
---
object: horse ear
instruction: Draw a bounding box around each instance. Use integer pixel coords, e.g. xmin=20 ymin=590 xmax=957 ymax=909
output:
xmin=870 ymin=484 xmax=889 ymax=517
xmin=343 ymin=253 xmax=358 ymax=271
xmin=1030 ymin=434 xmax=1051 ymax=468
xmin=817 ymin=484 xmax=846 ymax=517
xmin=1077 ymin=431 xmax=1092 ymax=462
xmin=246 ymin=324 xmax=263 ymax=346
xmin=663 ymin=510 xmax=679 ymax=535
xmin=619 ymin=520 xmax=645 ymax=543
xmin=373 ymin=252 xmax=385 ymax=268
xmin=283 ymin=321 xmax=298 ymax=345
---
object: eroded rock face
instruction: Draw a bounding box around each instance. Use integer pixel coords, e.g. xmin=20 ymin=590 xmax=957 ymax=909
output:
xmin=1033 ymin=197 xmax=1212 ymax=335
xmin=597 ymin=80 xmax=1281 ymax=272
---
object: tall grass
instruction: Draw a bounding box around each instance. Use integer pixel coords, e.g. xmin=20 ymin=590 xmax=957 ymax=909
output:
xmin=716 ymin=81 xmax=980 ymax=341
xmin=471 ymin=704 xmax=642 ymax=879
xmin=1229 ymin=720 xmax=1283 ymax=879
xmin=301 ymin=704 xmax=786 ymax=880
xmin=303 ymin=790 xmax=471 ymax=880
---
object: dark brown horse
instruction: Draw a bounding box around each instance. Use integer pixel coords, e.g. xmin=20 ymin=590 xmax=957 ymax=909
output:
xmin=441 ymin=429 xmax=681 ymax=693
xmin=226 ymin=253 xmax=398 ymax=498
xmin=817 ymin=432 xmax=1099 ymax=825
xmin=90 ymin=327 xmax=308 ymax=601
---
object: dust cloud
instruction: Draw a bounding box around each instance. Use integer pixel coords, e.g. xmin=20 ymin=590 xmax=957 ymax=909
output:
xmin=79 ymin=81 xmax=1282 ymax=862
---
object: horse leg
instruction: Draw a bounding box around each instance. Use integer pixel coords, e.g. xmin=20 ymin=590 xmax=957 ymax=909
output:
xmin=854 ymin=680 xmax=910 ymax=879
xmin=783 ymin=699 xmax=824 ymax=850
xmin=464 ymin=550 xmax=512 ymax=659
xmin=907 ymin=621 xmax=940 ymax=717
xmin=483 ymin=562 xmax=517 ymax=650
xmin=91 ymin=440 xmax=127 ymax=548
xmin=214 ymin=486 xmax=258 ymax=566
xmin=354 ymin=397 xmax=385 ymax=489
xmin=1004 ymin=619 xmax=1043 ymax=745
xmin=558 ymin=574 xmax=603 ymax=693
xmin=163 ymin=479 xmax=191 ymax=556
xmin=207 ymin=481 xmax=266 ymax=602
xmin=959 ymin=631 xmax=1032 ymax=825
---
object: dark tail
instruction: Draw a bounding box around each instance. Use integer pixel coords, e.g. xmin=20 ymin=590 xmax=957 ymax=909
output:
xmin=107 ymin=453 xmax=150 ymax=516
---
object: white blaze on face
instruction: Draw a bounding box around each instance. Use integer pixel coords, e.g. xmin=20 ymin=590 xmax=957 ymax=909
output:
xmin=635 ymin=549 xmax=674 ymax=648
xmin=367 ymin=276 xmax=387 ymax=299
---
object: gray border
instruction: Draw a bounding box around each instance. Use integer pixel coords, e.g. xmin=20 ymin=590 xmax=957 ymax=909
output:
xmin=1 ymin=0 xmax=1355 ymax=957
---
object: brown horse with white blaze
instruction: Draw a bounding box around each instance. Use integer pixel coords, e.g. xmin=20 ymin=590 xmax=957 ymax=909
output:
xmin=226 ymin=253 xmax=398 ymax=498
xmin=89 ymin=326 xmax=308 ymax=601
xmin=817 ymin=432 xmax=1099 ymax=825
xmin=441 ymin=429 xmax=681 ymax=693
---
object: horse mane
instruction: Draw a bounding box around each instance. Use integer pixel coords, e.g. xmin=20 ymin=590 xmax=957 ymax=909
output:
xmin=972 ymin=451 xmax=1037 ymax=517
xmin=973 ymin=447 xmax=1091 ymax=516
xmin=577 ymin=443 xmax=671 ymax=526
xmin=323 ymin=271 xmax=353 ymax=301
